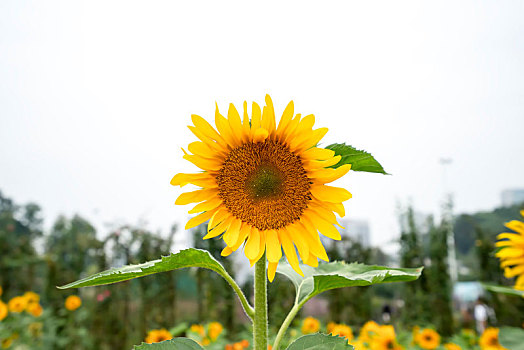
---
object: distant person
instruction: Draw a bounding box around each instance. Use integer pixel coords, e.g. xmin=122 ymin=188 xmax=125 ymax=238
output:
xmin=474 ymin=298 xmax=488 ymax=334
xmin=382 ymin=304 xmax=392 ymax=324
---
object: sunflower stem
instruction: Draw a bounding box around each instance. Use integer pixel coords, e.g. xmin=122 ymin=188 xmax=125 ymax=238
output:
xmin=273 ymin=298 xmax=307 ymax=350
xmin=253 ymin=253 xmax=268 ymax=350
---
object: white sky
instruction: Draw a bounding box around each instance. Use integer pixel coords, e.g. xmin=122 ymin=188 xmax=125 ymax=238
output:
xmin=1 ymin=1 xmax=523 ymax=253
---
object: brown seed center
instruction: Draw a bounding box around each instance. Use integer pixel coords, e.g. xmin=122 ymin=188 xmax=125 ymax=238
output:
xmin=216 ymin=139 xmax=311 ymax=231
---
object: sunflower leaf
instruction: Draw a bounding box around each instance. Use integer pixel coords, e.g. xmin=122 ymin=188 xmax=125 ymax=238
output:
xmin=325 ymin=143 xmax=388 ymax=174
xmin=58 ymin=248 xmax=227 ymax=288
xmin=277 ymin=262 xmax=422 ymax=306
xmin=134 ymin=338 xmax=204 ymax=350
xmin=482 ymin=283 xmax=524 ymax=297
xmin=499 ymin=327 xmax=524 ymax=350
xmin=286 ymin=333 xmax=354 ymax=350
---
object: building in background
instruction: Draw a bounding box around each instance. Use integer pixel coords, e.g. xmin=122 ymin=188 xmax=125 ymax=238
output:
xmin=501 ymin=189 xmax=524 ymax=207
xmin=338 ymin=219 xmax=371 ymax=247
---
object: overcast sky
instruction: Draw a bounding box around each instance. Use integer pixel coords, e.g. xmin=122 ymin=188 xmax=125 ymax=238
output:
xmin=1 ymin=1 xmax=523 ymax=252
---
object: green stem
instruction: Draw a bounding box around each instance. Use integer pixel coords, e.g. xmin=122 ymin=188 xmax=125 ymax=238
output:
xmin=253 ymin=253 xmax=268 ymax=350
xmin=273 ymin=299 xmax=308 ymax=350
xmin=220 ymin=270 xmax=255 ymax=320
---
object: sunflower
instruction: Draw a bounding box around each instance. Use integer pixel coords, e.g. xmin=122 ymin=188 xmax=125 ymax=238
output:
xmin=208 ymin=321 xmax=223 ymax=341
xmin=64 ymin=295 xmax=82 ymax=311
xmin=359 ymin=320 xmax=381 ymax=343
xmin=171 ymin=95 xmax=352 ymax=281
xmin=7 ymin=296 xmax=27 ymax=313
xmin=26 ymin=303 xmax=43 ymax=317
xmin=495 ymin=210 xmax=524 ymax=290
xmin=415 ymin=328 xmax=440 ymax=350
xmin=145 ymin=329 xmax=173 ymax=344
xmin=23 ymin=291 xmax=40 ymax=305
xmin=190 ymin=324 xmax=205 ymax=337
xmin=479 ymin=328 xmax=507 ymax=350
xmin=0 ymin=300 xmax=7 ymax=321
xmin=444 ymin=343 xmax=462 ymax=350
xmin=330 ymin=324 xmax=354 ymax=343
xmin=301 ymin=316 xmax=321 ymax=334
xmin=370 ymin=325 xmax=402 ymax=350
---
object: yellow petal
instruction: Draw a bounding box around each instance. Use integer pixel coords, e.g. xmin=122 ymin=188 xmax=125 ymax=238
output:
xmin=215 ymin=105 xmax=238 ymax=147
xmin=496 ymin=248 xmax=524 ymax=258
xmin=310 ymin=164 xmax=351 ymax=184
xmin=292 ymin=127 xmax=329 ymax=153
xmin=279 ymin=230 xmax=303 ymax=276
xmin=242 ymin=101 xmax=251 ymax=141
xmin=204 ymin=215 xmax=232 ymax=239
xmin=221 ymin=246 xmax=233 ymax=257
xmin=305 ymin=155 xmax=342 ymax=170
xmin=227 ymin=103 xmax=244 ymax=145
xmin=285 ymin=225 xmax=310 ymax=262
xmin=208 ymin=208 xmax=230 ymax=232
xmin=506 ymin=220 xmax=524 ymax=235
xmin=183 ymin=154 xmax=223 ymax=172
xmin=301 ymin=147 xmax=335 ymax=161
xmin=261 ymin=95 xmax=276 ymax=135
xmin=280 ymin=114 xmax=301 ymax=143
xmin=245 ymin=228 xmax=261 ymax=260
xmin=276 ymin=100 xmax=294 ymax=140
xmin=189 ymin=197 xmax=222 ymax=214
xmin=251 ymin=102 xmax=262 ymax=131
xmin=500 ymin=257 xmax=524 ymax=268
xmin=175 ymin=188 xmax=217 ymax=205
xmin=191 ymin=114 xmax=227 ymax=147
xmin=268 ymin=261 xmax=278 ymax=282
xmin=297 ymin=217 xmax=329 ymax=261
xmin=311 ymin=185 xmax=352 ymax=203
xmin=188 ymin=125 xmax=227 ymax=153
xmin=266 ymin=230 xmax=282 ymax=263
xmin=171 ymin=173 xmax=215 ymax=188
xmin=505 ymin=265 xmax=524 ymax=278
xmin=231 ymin=223 xmax=251 ymax=250
xmin=305 ymin=253 xmax=319 ymax=267
xmin=188 ymin=141 xmax=225 ymax=160
xmin=249 ymin=230 xmax=267 ymax=266
xmin=303 ymin=210 xmax=341 ymax=240
xmin=253 ymin=128 xmax=269 ymax=143
xmin=498 ymin=233 xmax=524 ymax=244
xmin=185 ymin=208 xmax=218 ymax=230
xmin=223 ymin=218 xmax=242 ymax=247
xmin=309 ymin=203 xmax=344 ymax=228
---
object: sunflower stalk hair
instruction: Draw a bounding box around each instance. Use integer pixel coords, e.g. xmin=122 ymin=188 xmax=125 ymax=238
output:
xmin=253 ymin=253 xmax=268 ymax=350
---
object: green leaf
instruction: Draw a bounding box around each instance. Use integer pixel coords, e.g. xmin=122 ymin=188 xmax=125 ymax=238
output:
xmin=482 ymin=283 xmax=524 ymax=297
xmin=325 ymin=143 xmax=387 ymax=174
xmin=286 ymin=333 xmax=354 ymax=350
xmin=277 ymin=262 xmax=422 ymax=305
xmin=59 ymin=248 xmax=227 ymax=289
xmin=499 ymin=327 xmax=524 ymax=350
xmin=134 ymin=338 xmax=204 ymax=350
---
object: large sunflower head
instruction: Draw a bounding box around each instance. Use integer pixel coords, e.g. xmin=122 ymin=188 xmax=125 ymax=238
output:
xmin=495 ymin=210 xmax=524 ymax=290
xmin=414 ymin=328 xmax=441 ymax=350
xmin=479 ymin=328 xmax=507 ymax=350
xmin=171 ymin=95 xmax=352 ymax=281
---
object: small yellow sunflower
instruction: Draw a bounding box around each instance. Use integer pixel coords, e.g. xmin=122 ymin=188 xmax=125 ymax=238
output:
xmin=27 ymin=303 xmax=43 ymax=317
xmin=171 ymin=95 xmax=352 ymax=281
xmin=444 ymin=343 xmax=462 ymax=350
xmin=415 ymin=328 xmax=440 ymax=350
xmin=330 ymin=324 xmax=354 ymax=343
xmin=359 ymin=320 xmax=381 ymax=343
xmin=0 ymin=300 xmax=7 ymax=321
xmin=370 ymin=325 xmax=402 ymax=350
xmin=190 ymin=324 xmax=205 ymax=337
xmin=7 ymin=296 xmax=27 ymax=313
xmin=350 ymin=339 xmax=368 ymax=350
xmin=23 ymin=292 xmax=40 ymax=304
xmin=479 ymin=328 xmax=507 ymax=350
xmin=145 ymin=328 xmax=173 ymax=344
xmin=64 ymin=295 xmax=82 ymax=311
xmin=496 ymin=210 xmax=524 ymax=290
xmin=301 ymin=316 xmax=321 ymax=334
xmin=208 ymin=322 xmax=223 ymax=341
